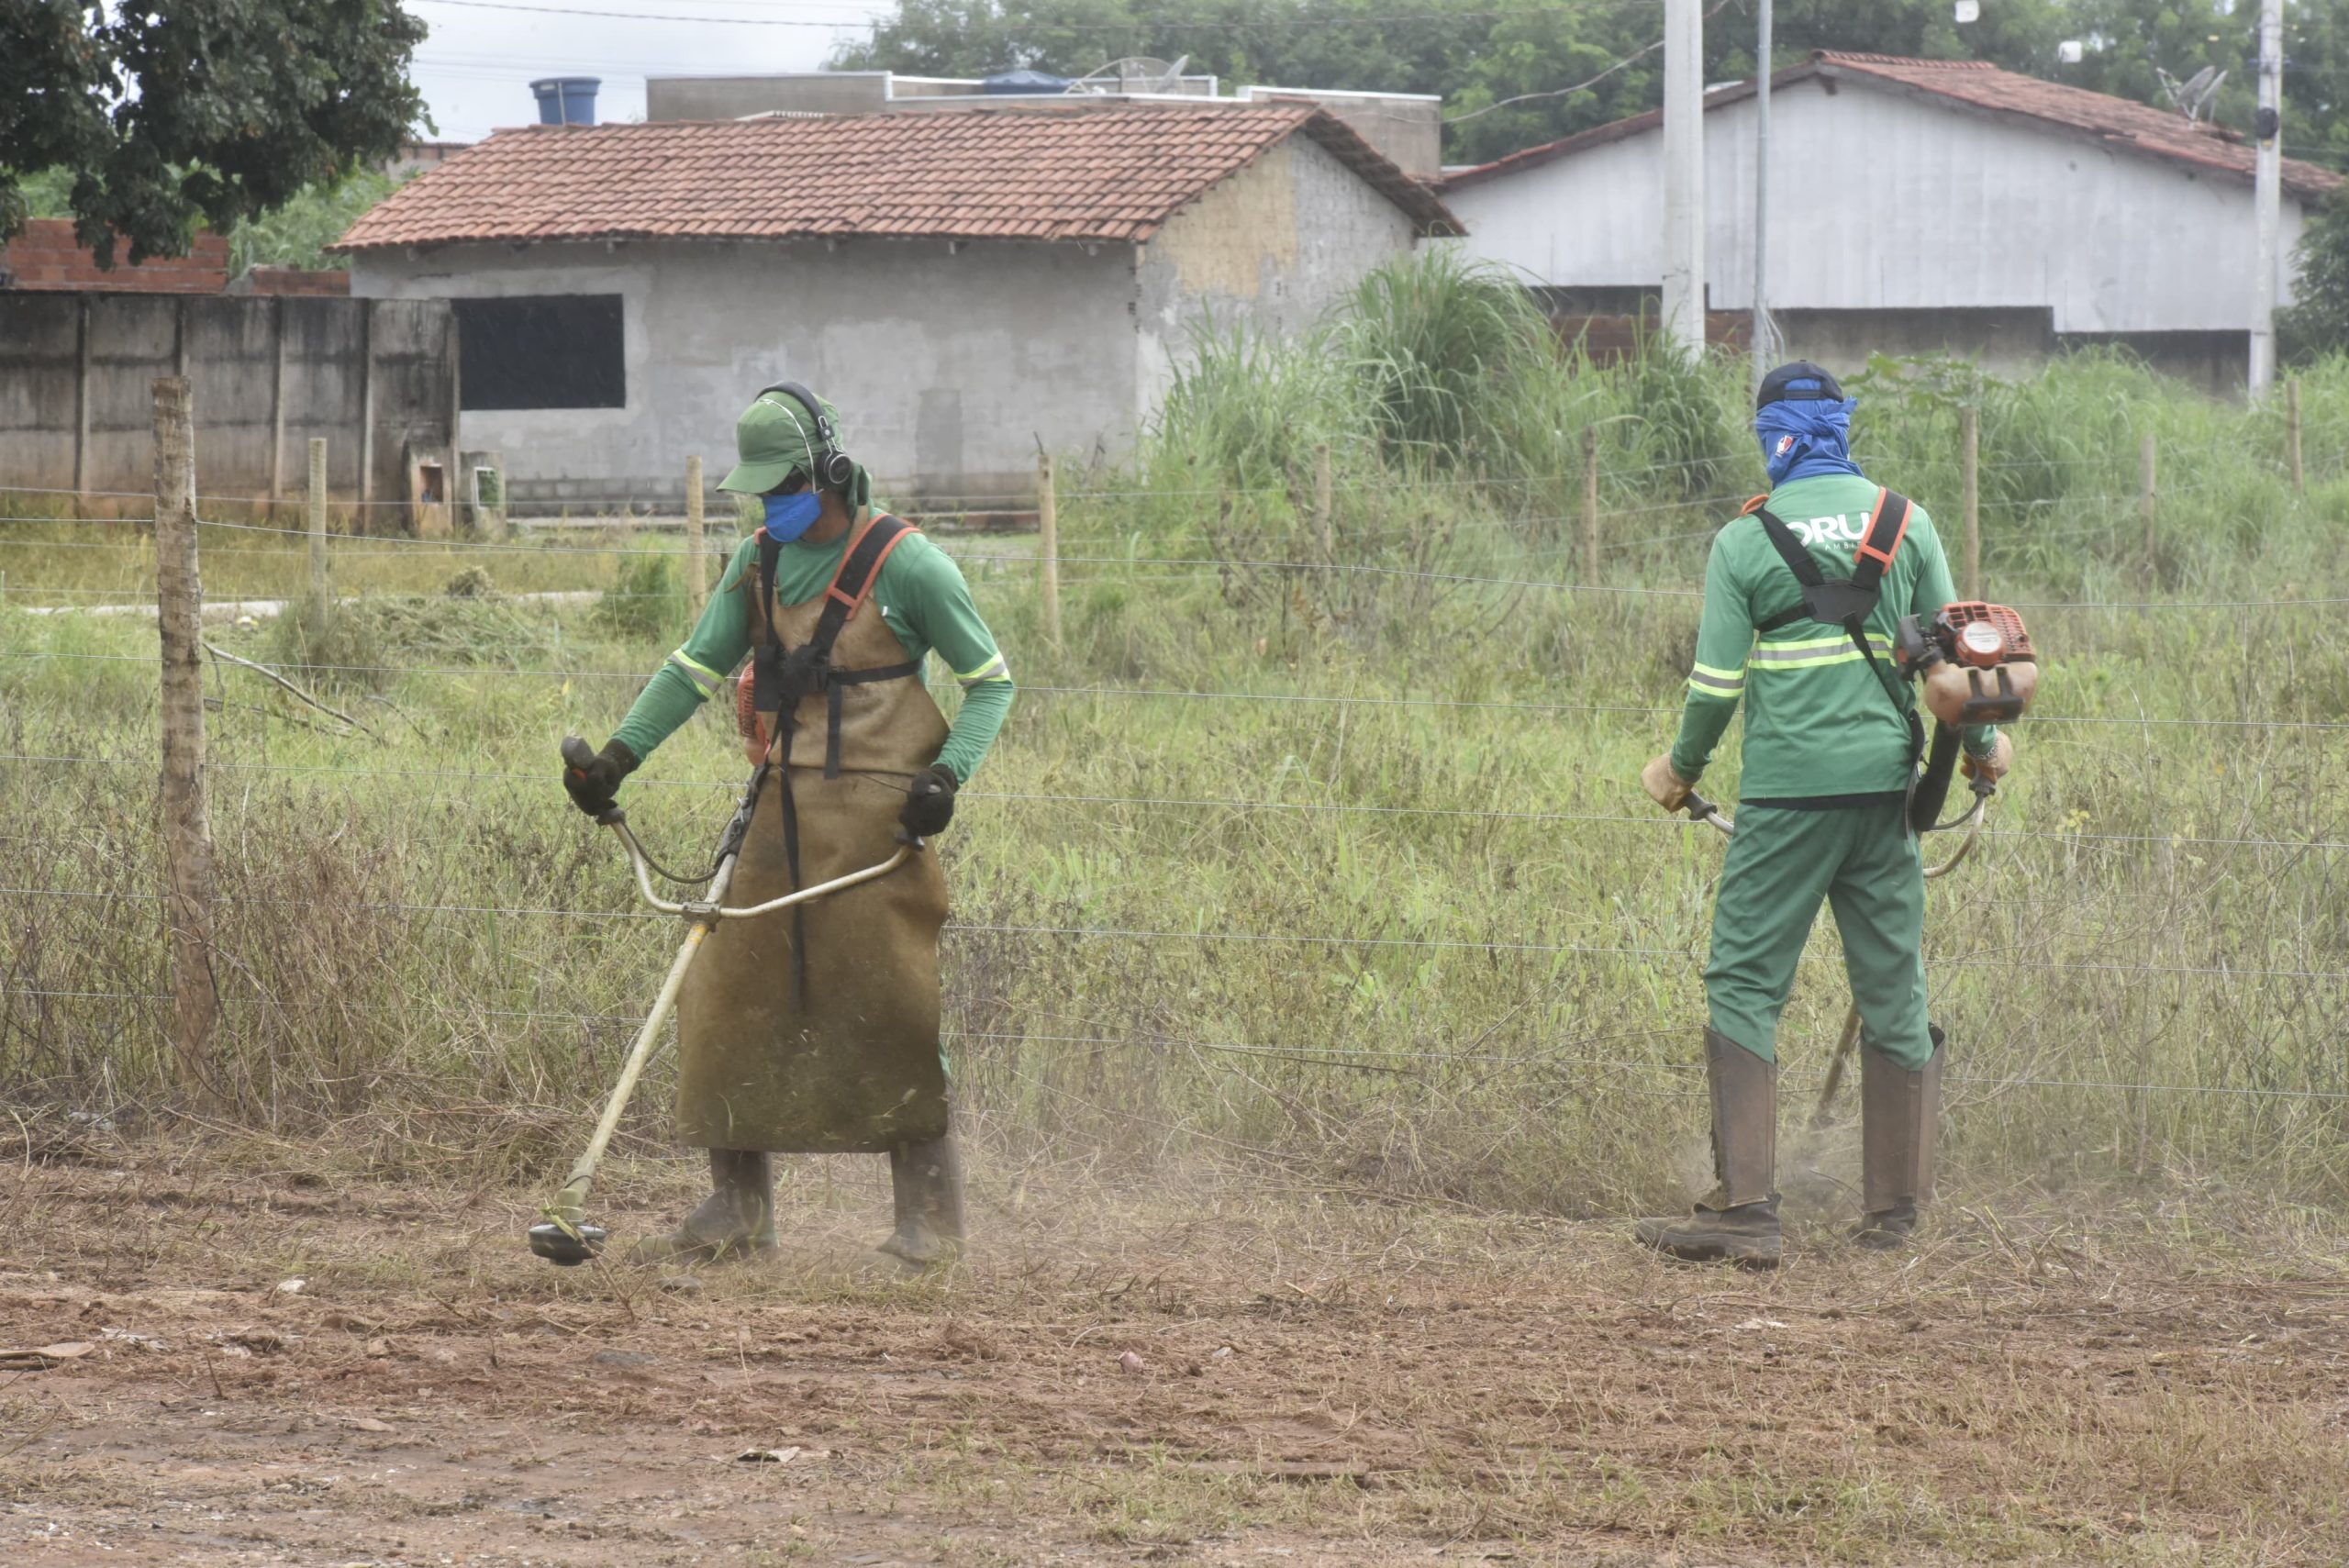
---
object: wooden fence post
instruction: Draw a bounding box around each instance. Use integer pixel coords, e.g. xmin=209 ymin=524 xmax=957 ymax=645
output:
xmin=306 ymin=437 xmax=330 ymax=626
xmin=2139 ymin=433 xmax=2159 ymax=573
xmin=1037 ymin=451 xmax=1061 ymax=649
xmin=1959 ymin=406 xmax=1981 ymax=600
xmin=684 ymin=453 xmax=707 ymax=619
xmin=2288 ymin=376 xmax=2305 ymax=495
xmin=1580 ymin=426 xmax=1600 ymax=582
xmin=153 ymin=377 xmax=219 ymax=1101
xmin=1313 ymin=442 xmax=1333 ymax=561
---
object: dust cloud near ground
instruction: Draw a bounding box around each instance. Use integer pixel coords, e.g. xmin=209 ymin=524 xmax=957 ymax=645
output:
xmin=5 ymin=1136 xmax=2347 ymax=1567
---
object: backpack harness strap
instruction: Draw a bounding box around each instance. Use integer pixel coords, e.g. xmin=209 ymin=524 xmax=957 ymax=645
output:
xmin=749 ymin=513 xmax=924 ymax=1007
xmin=1746 ymin=488 xmax=1925 ymax=779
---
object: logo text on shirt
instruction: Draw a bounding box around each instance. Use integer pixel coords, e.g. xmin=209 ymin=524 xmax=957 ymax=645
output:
xmin=1784 ymin=513 xmax=1868 ymax=548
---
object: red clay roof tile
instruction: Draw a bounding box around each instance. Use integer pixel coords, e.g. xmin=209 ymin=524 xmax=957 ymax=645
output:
xmin=1442 ymin=50 xmax=2342 ymax=204
xmin=338 ymin=106 xmax=1457 ymax=251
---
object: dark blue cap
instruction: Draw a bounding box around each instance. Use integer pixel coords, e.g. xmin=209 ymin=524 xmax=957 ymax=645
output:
xmin=1756 ymin=360 xmax=1844 ymax=411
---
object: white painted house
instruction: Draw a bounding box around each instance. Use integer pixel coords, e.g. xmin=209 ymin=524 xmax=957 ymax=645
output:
xmin=335 ymin=106 xmax=1455 ymax=512
xmin=1442 ymin=51 xmax=2343 ymax=385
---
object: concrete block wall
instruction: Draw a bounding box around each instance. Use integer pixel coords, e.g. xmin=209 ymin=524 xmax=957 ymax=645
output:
xmin=0 ymin=293 xmax=457 ymax=521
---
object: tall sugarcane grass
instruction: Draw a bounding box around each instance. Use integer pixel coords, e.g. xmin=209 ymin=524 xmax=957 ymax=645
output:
xmin=5 ymin=252 xmax=2348 ymax=1215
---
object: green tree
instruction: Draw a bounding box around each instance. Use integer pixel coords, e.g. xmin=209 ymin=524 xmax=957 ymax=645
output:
xmin=0 ymin=0 xmax=427 ymax=266
xmin=836 ymin=0 xmax=2349 ymax=169
xmin=2280 ymin=195 xmax=2349 ymax=362
xmin=229 ymin=170 xmax=407 ymax=273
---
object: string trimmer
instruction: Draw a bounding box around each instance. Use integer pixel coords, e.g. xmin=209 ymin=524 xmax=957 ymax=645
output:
xmin=526 ymin=736 xmax=924 ymax=1266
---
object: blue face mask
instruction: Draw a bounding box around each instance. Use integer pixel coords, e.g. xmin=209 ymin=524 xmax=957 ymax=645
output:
xmin=762 ymin=489 xmax=821 ymax=543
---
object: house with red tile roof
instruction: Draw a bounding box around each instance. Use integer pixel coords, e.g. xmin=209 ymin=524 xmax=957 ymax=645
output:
xmin=336 ymin=104 xmax=1456 ymax=510
xmin=1440 ymin=51 xmax=2343 ymax=388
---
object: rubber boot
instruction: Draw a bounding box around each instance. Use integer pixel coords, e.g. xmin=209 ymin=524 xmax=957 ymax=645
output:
xmin=1634 ymin=1030 xmax=1782 ymax=1270
xmin=627 ymin=1148 xmax=776 ymax=1265
xmin=877 ymin=1127 xmax=965 ymax=1270
xmin=1853 ymin=1026 xmax=1943 ymax=1250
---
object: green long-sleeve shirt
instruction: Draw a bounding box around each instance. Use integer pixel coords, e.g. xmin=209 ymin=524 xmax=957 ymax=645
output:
xmin=613 ymin=525 xmax=1013 ymax=783
xmin=1669 ymin=473 xmax=1996 ymax=801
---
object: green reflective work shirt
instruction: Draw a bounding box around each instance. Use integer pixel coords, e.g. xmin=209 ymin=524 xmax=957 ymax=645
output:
xmin=1669 ymin=473 xmax=1996 ymax=801
xmin=612 ymin=524 xmax=1013 ymax=784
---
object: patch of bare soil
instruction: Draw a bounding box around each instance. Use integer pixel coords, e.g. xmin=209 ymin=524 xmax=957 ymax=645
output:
xmin=3 ymin=1143 xmax=2347 ymax=1567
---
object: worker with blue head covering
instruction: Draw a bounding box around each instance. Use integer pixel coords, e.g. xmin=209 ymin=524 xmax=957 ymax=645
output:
xmin=1632 ymin=361 xmax=2015 ymax=1269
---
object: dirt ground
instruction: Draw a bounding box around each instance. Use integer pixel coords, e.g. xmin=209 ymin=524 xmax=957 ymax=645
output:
xmin=4 ymin=1138 xmax=2347 ymax=1568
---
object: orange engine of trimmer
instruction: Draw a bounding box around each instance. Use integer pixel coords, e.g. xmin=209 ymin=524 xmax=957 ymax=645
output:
xmin=1895 ymin=601 xmax=2039 ymax=726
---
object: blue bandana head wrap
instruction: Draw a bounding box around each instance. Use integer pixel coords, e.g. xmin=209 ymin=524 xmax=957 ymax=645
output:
xmin=1754 ymin=396 xmax=1863 ymax=487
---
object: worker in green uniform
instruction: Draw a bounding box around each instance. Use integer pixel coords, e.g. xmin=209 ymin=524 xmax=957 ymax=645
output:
xmin=563 ymin=384 xmax=1014 ymax=1268
xmin=1636 ymin=361 xmax=2013 ymax=1269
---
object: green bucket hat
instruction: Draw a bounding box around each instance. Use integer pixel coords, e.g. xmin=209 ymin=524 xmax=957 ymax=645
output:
xmin=717 ymin=388 xmax=841 ymax=495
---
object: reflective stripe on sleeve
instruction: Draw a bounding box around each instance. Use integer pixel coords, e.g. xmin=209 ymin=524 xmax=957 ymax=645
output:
xmin=955 ymin=651 xmax=1011 ymax=688
xmin=664 ymin=649 xmax=726 ymax=700
xmin=1687 ymin=661 xmax=1745 ymax=698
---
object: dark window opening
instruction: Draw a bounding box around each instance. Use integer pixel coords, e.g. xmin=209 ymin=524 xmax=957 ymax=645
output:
xmin=455 ymin=295 xmax=625 ymax=411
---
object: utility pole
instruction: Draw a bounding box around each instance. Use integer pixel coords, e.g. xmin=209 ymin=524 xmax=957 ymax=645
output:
xmin=2250 ymin=0 xmax=2284 ymax=396
xmin=1750 ymin=0 xmax=1775 ymax=397
xmin=1662 ymin=0 xmax=1708 ymax=359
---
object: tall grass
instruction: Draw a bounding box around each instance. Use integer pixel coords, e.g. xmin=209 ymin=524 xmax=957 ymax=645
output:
xmin=6 ymin=252 xmax=2349 ymax=1217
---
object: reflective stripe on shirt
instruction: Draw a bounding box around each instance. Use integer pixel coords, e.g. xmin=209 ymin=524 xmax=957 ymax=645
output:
xmin=664 ymin=648 xmax=726 ymax=700
xmin=955 ymin=651 xmax=1011 ymax=688
xmin=1746 ymin=632 xmax=1894 ymax=672
xmin=1687 ymin=660 xmax=1745 ymax=698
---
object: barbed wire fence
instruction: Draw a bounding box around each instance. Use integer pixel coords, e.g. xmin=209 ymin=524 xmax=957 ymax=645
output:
xmin=3 ymin=379 xmax=2345 ymax=1195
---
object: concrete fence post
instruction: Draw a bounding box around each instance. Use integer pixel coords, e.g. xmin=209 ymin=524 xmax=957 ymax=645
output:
xmin=1959 ymin=406 xmax=1981 ymax=600
xmin=306 ymin=438 xmax=330 ymax=625
xmin=684 ymin=454 xmax=707 ymax=618
xmin=152 ymin=377 xmax=220 ymax=1102
xmin=1580 ymin=426 xmax=1600 ymax=582
xmin=1037 ymin=451 xmax=1061 ymax=650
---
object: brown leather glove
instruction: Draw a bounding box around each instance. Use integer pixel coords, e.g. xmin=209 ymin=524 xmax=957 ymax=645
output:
xmin=1961 ymin=733 xmax=2015 ymax=784
xmin=1642 ymin=754 xmax=1695 ymax=811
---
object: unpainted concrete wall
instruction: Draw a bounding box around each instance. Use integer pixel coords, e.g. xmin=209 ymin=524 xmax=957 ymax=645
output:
xmin=1238 ymin=88 xmax=1443 ymax=181
xmin=0 ymin=294 xmax=457 ymax=517
xmin=647 ymin=72 xmax=895 ymax=120
xmin=1134 ymin=132 xmax=1419 ymax=417
xmin=351 ymin=238 xmax=1138 ymax=508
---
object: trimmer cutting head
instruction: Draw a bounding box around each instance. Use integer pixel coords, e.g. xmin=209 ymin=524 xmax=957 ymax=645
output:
xmin=527 ymin=1219 xmax=608 ymax=1266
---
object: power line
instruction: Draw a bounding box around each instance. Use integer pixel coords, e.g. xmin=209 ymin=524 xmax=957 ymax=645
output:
xmin=1445 ymin=0 xmax=1734 ymax=124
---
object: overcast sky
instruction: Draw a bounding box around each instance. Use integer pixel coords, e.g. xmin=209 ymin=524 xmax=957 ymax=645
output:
xmin=406 ymin=0 xmax=903 ymax=142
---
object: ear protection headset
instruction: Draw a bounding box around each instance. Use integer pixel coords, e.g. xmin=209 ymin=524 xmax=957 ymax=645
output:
xmin=755 ymin=382 xmax=857 ymax=491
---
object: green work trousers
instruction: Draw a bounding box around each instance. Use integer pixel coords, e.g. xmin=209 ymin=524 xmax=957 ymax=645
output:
xmin=1703 ymin=795 xmax=1934 ymax=1072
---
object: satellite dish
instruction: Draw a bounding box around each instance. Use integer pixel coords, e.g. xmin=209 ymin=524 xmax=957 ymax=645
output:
xmin=2157 ymin=63 xmax=2227 ymax=121
xmin=1069 ymin=56 xmax=1191 ymax=95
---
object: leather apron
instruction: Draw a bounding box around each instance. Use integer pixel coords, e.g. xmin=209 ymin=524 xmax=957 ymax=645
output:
xmin=673 ymin=521 xmax=952 ymax=1153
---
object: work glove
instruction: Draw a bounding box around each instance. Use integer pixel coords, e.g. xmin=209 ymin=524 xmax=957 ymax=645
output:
xmin=1641 ymin=753 xmax=1695 ymax=812
xmin=563 ymin=737 xmax=640 ymax=817
xmin=1961 ymin=732 xmax=2015 ymax=784
xmin=898 ymin=763 xmax=958 ymax=838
